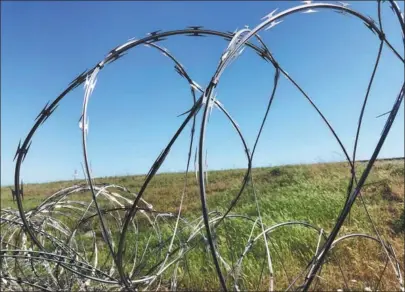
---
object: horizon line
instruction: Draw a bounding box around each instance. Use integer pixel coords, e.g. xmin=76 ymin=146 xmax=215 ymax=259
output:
xmin=1 ymin=156 xmax=403 ymax=188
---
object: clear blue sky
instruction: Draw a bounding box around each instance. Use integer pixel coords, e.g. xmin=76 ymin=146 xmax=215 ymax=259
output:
xmin=1 ymin=1 xmax=404 ymax=186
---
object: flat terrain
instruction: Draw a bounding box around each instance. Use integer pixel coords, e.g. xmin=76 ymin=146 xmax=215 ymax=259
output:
xmin=1 ymin=159 xmax=404 ymax=290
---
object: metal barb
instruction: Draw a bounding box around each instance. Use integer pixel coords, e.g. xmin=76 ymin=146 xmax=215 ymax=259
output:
xmin=13 ymin=141 xmax=32 ymax=162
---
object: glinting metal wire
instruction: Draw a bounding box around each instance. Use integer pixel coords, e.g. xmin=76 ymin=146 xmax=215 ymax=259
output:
xmin=2 ymin=0 xmax=404 ymax=291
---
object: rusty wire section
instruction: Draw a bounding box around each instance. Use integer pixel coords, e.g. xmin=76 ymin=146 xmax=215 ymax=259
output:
xmin=1 ymin=0 xmax=404 ymax=291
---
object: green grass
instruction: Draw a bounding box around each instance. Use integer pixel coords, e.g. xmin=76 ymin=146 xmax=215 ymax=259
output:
xmin=1 ymin=160 xmax=404 ymax=290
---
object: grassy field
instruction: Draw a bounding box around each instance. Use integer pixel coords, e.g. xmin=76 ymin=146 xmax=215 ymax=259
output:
xmin=1 ymin=159 xmax=404 ymax=290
